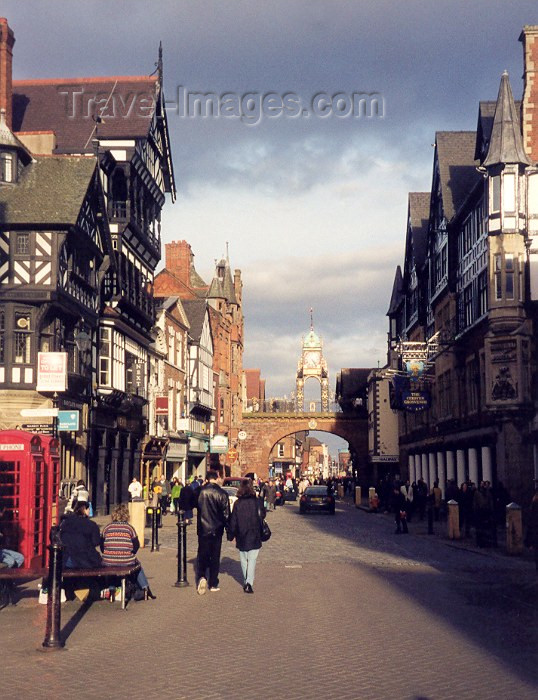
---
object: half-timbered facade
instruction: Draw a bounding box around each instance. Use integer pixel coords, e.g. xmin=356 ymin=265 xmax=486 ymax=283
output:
xmin=1 ymin=19 xmax=176 ymax=513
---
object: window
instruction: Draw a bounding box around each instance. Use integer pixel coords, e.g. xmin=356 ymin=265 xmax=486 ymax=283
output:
xmin=463 ymin=284 xmax=473 ymax=328
xmin=14 ymin=313 xmax=31 ymax=364
xmin=466 ymin=357 xmax=479 ymax=414
xmin=0 ymin=152 xmax=13 ymax=182
xmin=111 ymin=168 xmax=127 ymax=218
xmin=277 ymin=443 xmax=284 ymax=458
xmin=478 ymin=271 xmax=488 ymax=317
xmin=125 ymin=352 xmax=136 ymax=393
xmin=168 ymin=333 xmax=174 ymax=364
xmin=99 ymin=327 xmax=111 ymax=386
xmin=491 ymin=176 xmax=501 ymax=212
xmin=505 ymin=254 xmax=514 ymax=300
xmin=495 ymin=254 xmax=502 ymax=300
xmin=16 ymin=233 xmax=30 ymax=255
xmin=503 ymin=174 xmax=516 ymax=212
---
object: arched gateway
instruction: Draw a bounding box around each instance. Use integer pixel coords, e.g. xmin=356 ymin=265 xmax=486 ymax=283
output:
xmin=238 ymin=412 xmax=368 ymax=480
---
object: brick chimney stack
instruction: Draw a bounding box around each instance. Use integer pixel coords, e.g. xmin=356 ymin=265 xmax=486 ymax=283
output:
xmin=520 ymin=25 xmax=538 ymax=164
xmin=165 ymin=240 xmax=192 ymax=287
xmin=0 ymin=18 xmax=15 ymax=129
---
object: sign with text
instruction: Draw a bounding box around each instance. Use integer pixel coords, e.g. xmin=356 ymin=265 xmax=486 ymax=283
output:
xmin=36 ymin=352 xmax=68 ymax=392
xmin=57 ymin=410 xmax=79 ymax=432
xmin=211 ymin=435 xmax=229 ymax=454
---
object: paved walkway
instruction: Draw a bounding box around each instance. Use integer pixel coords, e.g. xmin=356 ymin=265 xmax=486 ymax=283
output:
xmin=1 ymin=498 xmax=537 ymax=700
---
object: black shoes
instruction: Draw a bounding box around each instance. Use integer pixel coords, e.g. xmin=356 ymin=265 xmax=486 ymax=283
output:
xmin=145 ymin=587 xmax=157 ymax=600
xmin=243 ymin=583 xmax=254 ymax=594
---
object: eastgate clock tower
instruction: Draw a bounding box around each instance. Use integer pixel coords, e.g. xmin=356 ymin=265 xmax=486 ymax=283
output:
xmin=296 ymin=313 xmax=329 ymax=412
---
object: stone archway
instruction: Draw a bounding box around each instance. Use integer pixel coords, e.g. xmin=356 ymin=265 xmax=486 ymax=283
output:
xmin=238 ymin=412 xmax=368 ymax=482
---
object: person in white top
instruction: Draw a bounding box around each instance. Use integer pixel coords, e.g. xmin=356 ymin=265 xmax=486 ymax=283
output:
xmin=128 ymin=477 xmax=143 ymax=500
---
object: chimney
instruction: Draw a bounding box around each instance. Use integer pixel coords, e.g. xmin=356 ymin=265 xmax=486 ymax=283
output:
xmin=165 ymin=240 xmax=192 ymax=287
xmin=0 ymin=18 xmax=15 ymax=130
xmin=520 ymin=25 xmax=538 ymax=163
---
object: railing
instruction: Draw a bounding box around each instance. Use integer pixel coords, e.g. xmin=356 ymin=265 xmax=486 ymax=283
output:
xmin=176 ymin=417 xmax=208 ymax=435
xmin=243 ymin=399 xmax=343 ymax=414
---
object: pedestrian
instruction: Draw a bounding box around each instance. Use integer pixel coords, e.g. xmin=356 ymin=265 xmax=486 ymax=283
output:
xmin=228 ymin=480 xmax=264 ymax=593
xmin=100 ymin=504 xmax=156 ymax=600
xmin=159 ymin=473 xmax=171 ymax=515
xmin=263 ymin=479 xmax=277 ymax=511
xmin=400 ymin=479 xmax=414 ymax=522
xmin=524 ymin=488 xmax=538 ymax=573
xmin=473 ymin=481 xmax=494 ymax=548
xmin=0 ymin=500 xmax=24 ymax=569
xmin=178 ymin=479 xmax=196 ymax=524
xmin=416 ymin=477 xmax=427 ymax=520
xmin=60 ymin=502 xmax=102 ymax=568
xmin=431 ymin=480 xmax=442 ymax=521
xmin=392 ymin=486 xmax=408 ymax=534
xmin=195 ymin=470 xmax=231 ymax=595
xmin=128 ymin=476 xmax=143 ymax=501
xmin=171 ymin=478 xmax=182 ymax=514
xmin=65 ymin=479 xmax=90 ymax=513
xmin=459 ymin=482 xmax=474 ymax=537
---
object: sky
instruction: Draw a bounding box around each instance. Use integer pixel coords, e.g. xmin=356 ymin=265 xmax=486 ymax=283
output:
xmin=4 ymin=1 xmax=538 ymax=451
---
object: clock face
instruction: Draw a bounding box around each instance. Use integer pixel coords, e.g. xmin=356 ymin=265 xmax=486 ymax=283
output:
xmin=304 ymin=351 xmax=320 ymax=368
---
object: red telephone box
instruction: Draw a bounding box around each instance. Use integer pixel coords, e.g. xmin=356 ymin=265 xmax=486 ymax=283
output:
xmin=0 ymin=430 xmax=60 ymax=569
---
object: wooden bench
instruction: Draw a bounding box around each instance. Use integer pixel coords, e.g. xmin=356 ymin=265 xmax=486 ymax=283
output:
xmin=62 ymin=564 xmax=141 ymax=610
xmin=0 ymin=563 xmax=141 ymax=610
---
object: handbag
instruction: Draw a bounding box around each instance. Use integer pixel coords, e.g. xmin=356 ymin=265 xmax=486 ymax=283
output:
xmin=257 ymin=499 xmax=271 ymax=542
xmin=260 ymin=518 xmax=272 ymax=542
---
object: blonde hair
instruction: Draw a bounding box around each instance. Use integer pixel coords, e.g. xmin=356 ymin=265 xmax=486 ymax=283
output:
xmin=111 ymin=504 xmax=130 ymax=523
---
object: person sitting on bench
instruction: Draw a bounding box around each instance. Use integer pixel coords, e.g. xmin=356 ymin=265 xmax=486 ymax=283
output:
xmin=60 ymin=502 xmax=102 ymax=568
xmin=100 ymin=504 xmax=155 ymax=600
xmin=0 ymin=501 xmax=24 ymax=569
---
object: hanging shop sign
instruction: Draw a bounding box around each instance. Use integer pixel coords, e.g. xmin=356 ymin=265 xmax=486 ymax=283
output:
xmin=405 ymin=360 xmax=425 ymax=380
xmin=402 ymin=389 xmax=431 ymax=412
xmin=155 ymin=396 xmax=169 ymax=416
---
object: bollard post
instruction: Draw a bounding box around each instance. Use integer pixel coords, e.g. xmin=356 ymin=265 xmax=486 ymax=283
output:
xmin=150 ymin=506 xmax=160 ymax=552
xmin=42 ymin=528 xmax=65 ymax=650
xmin=355 ymin=486 xmax=362 ymax=507
xmin=447 ymin=499 xmax=460 ymax=540
xmin=427 ymin=501 xmax=434 ymax=535
xmin=174 ymin=510 xmax=190 ymax=587
xmin=505 ymin=502 xmax=523 ymax=555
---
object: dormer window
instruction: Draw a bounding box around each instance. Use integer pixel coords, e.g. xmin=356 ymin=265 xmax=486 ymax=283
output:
xmin=0 ymin=152 xmax=14 ymax=182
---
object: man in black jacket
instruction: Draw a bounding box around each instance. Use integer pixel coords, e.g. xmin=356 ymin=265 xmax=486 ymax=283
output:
xmin=196 ymin=471 xmax=230 ymax=594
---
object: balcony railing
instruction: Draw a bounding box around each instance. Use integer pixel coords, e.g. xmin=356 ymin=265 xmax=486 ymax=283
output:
xmin=243 ymin=399 xmax=342 ymax=414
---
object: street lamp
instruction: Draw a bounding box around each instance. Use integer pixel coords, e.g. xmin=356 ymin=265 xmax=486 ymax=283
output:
xmin=73 ymin=329 xmax=91 ymax=354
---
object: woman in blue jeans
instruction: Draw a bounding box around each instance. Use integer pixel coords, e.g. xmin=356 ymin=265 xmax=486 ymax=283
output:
xmin=228 ymin=480 xmax=264 ymax=593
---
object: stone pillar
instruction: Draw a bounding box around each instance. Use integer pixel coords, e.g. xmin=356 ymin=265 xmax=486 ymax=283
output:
xmin=506 ymin=502 xmax=523 ymax=554
xmin=437 ymin=451 xmax=446 ymax=498
xmin=447 ymin=500 xmax=460 ymax=539
xmin=96 ymin=445 xmax=107 ymax=514
xmin=456 ymin=449 xmax=466 ymax=486
xmin=468 ymin=447 xmax=479 ymax=486
xmin=428 ymin=453 xmax=436 ymax=490
xmin=355 ymin=486 xmax=362 ymax=507
xmin=481 ymin=445 xmax=493 ymax=484
xmin=129 ymin=501 xmax=146 ymax=549
xmin=446 ymin=450 xmax=455 ymax=482
xmin=421 ymin=454 xmax=428 ymax=482
xmin=408 ymin=454 xmax=416 ymax=483
xmin=110 ymin=447 xmax=120 ymax=508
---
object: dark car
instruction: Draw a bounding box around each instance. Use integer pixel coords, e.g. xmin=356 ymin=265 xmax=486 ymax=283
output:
xmin=299 ymin=486 xmax=335 ymax=515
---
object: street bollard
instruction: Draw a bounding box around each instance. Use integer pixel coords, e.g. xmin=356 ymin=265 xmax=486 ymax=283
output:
xmin=42 ymin=528 xmax=65 ymax=650
xmin=447 ymin=499 xmax=460 ymax=539
xmin=506 ymin=502 xmax=523 ymax=555
xmin=149 ymin=506 xmax=160 ymax=552
xmin=355 ymin=486 xmax=362 ymax=507
xmin=175 ymin=510 xmax=190 ymax=588
xmin=427 ymin=501 xmax=434 ymax=534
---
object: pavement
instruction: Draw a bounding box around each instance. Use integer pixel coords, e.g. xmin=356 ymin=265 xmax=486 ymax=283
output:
xmin=1 ymin=496 xmax=537 ymax=700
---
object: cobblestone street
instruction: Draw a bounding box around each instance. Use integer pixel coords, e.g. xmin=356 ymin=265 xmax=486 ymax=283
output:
xmin=1 ymin=498 xmax=537 ymax=700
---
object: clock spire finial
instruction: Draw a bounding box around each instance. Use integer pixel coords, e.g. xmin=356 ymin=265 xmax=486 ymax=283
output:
xmin=310 ymin=307 xmax=313 ymax=331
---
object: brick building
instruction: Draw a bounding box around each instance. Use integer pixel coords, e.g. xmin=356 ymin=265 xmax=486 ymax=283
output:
xmin=154 ymin=240 xmax=243 ymax=474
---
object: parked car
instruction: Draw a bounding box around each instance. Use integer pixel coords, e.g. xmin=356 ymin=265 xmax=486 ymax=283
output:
xmin=222 ymin=486 xmax=238 ymax=511
xmin=299 ymin=486 xmax=335 ymax=515
xmin=222 ymin=477 xmax=244 ymax=489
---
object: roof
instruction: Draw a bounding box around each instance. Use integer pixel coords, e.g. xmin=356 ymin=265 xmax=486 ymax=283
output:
xmin=0 ymin=108 xmax=32 ymax=156
xmin=482 ymin=71 xmax=530 ymax=168
xmin=435 ymin=131 xmax=482 ymax=221
xmin=303 ymin=328 xmax=321 ymax=348
xmin=336 ymin=368 xmax=371 ymax=398
xmin=181 ymin=298 xmax=208 ymax=342
xmin=12 ymin=76 xmax=158 ymax=153
xmin=0 ymin=155 xmax=97 ymax=225
xmin=387 ymin=265 xmax=404 ymax=316
xmin=408 ymin=192 xmax=430 ymax=270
